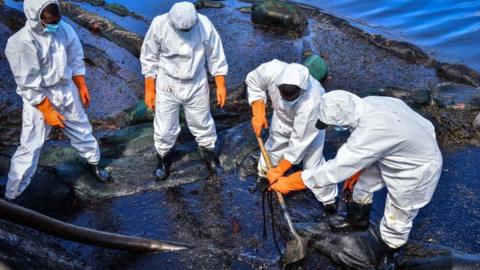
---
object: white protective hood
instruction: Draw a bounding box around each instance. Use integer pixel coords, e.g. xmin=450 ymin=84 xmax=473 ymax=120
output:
xmin=24 ymin=0 xmax=60 ymax=32
xmin=318 ymin=90 xmax=367 ymax=127
xmin=167 ymin=2 xmax=198 ymax=30
xmin=275 ymin=63 xmax=310 ymax=90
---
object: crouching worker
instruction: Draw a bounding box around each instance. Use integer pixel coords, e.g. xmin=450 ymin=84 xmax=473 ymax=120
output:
xmin=270 ymin=90 xmax=442 ymax=269
xmin=4 ymin=0 xmax=111 ymax=201
xmin=246 ymin=59 xmax=338 ymax=213
xmin=140 ymin=2 xmax=228 ymax=180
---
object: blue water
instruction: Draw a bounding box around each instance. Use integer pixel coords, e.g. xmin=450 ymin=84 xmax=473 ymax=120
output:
xmin=298 ymin=0 xmax=480 ymax=71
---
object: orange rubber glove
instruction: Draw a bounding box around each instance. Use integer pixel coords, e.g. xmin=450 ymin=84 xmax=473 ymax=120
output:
xmin=214 ymin=75 xmax=227 ymax=108
xmin=270 ymin=171 xmax=306 ymax=195
xmin=144 ymin=77 xmax=156 ymax=111
xmin=267 ymin=158 xmax=292 ymax=184
xmin=251 ymin=100 xmax=268 ymax=137
xmin=343 ymin=170 xmax=362 ymax=202
xmin=36 ymin=97 xmax=65 ymax=128
xmin=343 ymin=171 xmax=362 ymax=193
xmin=73 ymin=75 xmax=90 ymax=108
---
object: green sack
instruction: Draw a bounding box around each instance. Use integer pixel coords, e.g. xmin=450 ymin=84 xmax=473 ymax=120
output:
xmin=303 ymin=53 xmax=328 ymax=82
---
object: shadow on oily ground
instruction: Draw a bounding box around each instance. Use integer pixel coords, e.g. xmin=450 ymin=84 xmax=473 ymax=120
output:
xmin=13 ymin=130 xmax=475 ymax=269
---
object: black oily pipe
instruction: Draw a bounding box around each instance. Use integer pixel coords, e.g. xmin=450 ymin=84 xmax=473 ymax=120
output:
xmin=0 ymin=199 xmax=191 ymax=252
xmin=401 ymin=252 xmax=480 ymax=270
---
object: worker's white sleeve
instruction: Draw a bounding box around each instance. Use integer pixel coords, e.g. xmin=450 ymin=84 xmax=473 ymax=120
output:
xmin=5 ymin=40 xmax=46 ymax=106
xmin=302 ymin=121 xmax=401 ymax=189
xmin=205 ymin=22 xmax=228 ymax=77
xmin=140 ymin=20 xmax=161 ymax=78
xmin=65 ymin=23 xmax=86 ymax=76
xmin=245 ymin=63 xmax=273 ymax=105
xmin=284 ymin=105 xmax=320 ymax=165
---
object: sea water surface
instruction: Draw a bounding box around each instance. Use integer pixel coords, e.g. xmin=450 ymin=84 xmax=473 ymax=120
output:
xmin=299 ymin=0 xmax=480 ymax=71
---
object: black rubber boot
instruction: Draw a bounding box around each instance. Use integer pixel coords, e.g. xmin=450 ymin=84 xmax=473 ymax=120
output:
xmin=87 ymin=163 xmax=111 ymax=182
xmin=323 ymin=201 xmax=338 ymax=216
xmin=379 ymin=242 xmax=401 ymax=270
xmin=329 ymin=201 xmax=371 ymax=232
xmin=198 ymin=146 xmax=222 ymax=176
xmin=154 ymin=153 xmax=170 ymax=181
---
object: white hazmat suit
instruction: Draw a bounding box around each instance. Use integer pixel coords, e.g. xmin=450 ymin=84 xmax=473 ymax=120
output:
xmin=302 ymin=90 xmax=443 ymax=248
xmin=4 ymin=0 xmax=101 ymax=200
xmin=246 ymin=59 xmax=338 ymax=205
xmin=140 ymin=2 xmax=228 ymax=156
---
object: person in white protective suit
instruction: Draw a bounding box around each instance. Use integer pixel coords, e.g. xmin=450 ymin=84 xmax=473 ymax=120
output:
xmin=270 ymin=90 xmax=443 ymax=270
xmin=3 ymin=0 xmax=111 ymax=201
xmin=140 ymin=2 xmax=228 ymax=180
xmin=246 ymin=59 xmax=338 ymax=212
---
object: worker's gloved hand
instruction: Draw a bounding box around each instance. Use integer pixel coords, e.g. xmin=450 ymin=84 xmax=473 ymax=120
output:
xmin=252 ymin=100 xmax=268 ymax=137
xmin=144 ymin=77 xmax=156 ymax=111
xmin=267 ymin=158 xmax=292 ymax=184
xmin=36 ymin=97 xmax=65 ymax=128
xmin=270 ymin=171 xmax=306 ymax=194
xmin=73 ymin=75 xmax=91 ymax=108
xmin=343 ymin=170 xmax=362 ymax=202
xmin=214 ymin=75 xmax=227 ymax=108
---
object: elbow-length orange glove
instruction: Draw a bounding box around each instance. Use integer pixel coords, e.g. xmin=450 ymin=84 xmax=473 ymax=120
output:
xmin=270 ymin=171 xmax=306 ymax=195
xmin=214 ymin=75 xmax=227 ymax=108
xmin=267 ymin=158 xmax=292 ymax=183
xmin=36 ymin=97 xmax=65 ymax=128
xmin=251 ymin=100 xmax=268 ymax=137
xmin=144 ymin=77 xmax=156 ymax=111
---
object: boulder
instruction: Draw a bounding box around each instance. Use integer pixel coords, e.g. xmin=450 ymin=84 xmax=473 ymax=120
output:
xmin=85 ymin=0 xmax=105 ymax=6
xmin=431 ymin=83 xmax=480 ymax=111
xmin=237 ymin=6 xmax=252 ymax=13
xmin=195 ymin=0 xmax=225 ymax=9
xmin=251 ymin=0 xmax=308 ymax=33
xmin=53 ymin=121 xmax=257 ymax=201
xmin=356 ymin=87 xmax=431 ymax=109
xmin=104 ymin=3 xmax=129 ymax=17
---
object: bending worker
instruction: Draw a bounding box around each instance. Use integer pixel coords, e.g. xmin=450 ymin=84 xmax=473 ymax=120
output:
xmin=4 ymin=0 xmax=111 ymax=201
xmin=246 ymin=59 xmax=338 ymax=212
xmin=140 ymin=2 xmax=228 ymax=180
xmin=270 ymin=90 xmax=442 ymax=269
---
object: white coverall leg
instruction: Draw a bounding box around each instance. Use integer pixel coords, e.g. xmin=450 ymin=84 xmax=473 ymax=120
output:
xmin=153 ymin=77 xmax=216 ymax=156
xmin=258 ymin=113 xmax=337 ymax=204
xmin=153 ymin=90 xmax=182 ymax=157
xmin=183 ymin=82 xmax=216 ymax=151
xmin=6 ymin=92 xmax=100 ymax=200
xmin=352 ymin=164 xmax=421 ymax=249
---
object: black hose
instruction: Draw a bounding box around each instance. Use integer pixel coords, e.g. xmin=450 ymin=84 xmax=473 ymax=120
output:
xmin=0 ymin=199 xmax=191 ymax=252
xmin=261 ymin=186 xmax=283 ymax=258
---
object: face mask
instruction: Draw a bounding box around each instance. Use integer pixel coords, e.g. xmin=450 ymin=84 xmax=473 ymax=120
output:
xmin=176 ymin=28 xmax=193 ymax=39
xmin=282 ymin=98 xmax=300 ymax=107
xmin=334 ymin=126 xmax=349 ymax=131
xmin=43 ymin=22 xmax=60 ymax=33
